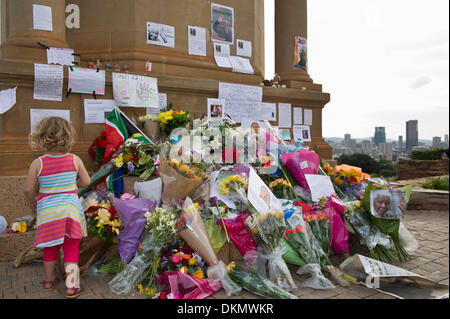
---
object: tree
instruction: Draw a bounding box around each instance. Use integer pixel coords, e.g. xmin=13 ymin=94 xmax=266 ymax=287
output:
xmin=336 ymin=153 xmax=380 ymax=174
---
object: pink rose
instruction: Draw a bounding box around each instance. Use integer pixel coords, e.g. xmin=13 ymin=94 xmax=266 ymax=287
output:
xmin=171 ymin=256 xmax=182 ymax=264
xmin=120 ymin=193 xmax=135 ymax=201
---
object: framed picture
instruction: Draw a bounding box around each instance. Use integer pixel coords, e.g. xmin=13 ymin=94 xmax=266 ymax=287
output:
xmin=207 ymin=98 xmax=226 ymax=118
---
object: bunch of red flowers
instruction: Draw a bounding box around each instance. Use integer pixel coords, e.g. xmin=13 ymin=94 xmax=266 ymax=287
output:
xmin=88 ymin=131 xmax=107 ymax=168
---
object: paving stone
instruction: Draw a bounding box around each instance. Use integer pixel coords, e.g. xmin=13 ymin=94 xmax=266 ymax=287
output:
xmin=1 ymin=209 xmax=448 ymax=300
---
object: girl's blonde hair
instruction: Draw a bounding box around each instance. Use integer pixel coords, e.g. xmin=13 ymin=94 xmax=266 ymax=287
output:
xmin=30 ymin=117 xmax=76 ymax=153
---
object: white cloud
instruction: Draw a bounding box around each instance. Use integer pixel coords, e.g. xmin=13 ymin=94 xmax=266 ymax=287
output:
xmin=409 ymin=75 xmax=432 ymax=89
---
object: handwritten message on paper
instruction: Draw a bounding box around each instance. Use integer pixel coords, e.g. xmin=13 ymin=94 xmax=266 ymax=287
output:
xmin=68 ymin=67 xmax=105 ymax=95
xmin=47 ymin=47 xmax=74 ymax=66
xmin=278 ymin=103 xmax=292 ymax=128
xmin=113 ymin=73 xmax=159 ymax=108
xmin=218 ymin=82 xmax=263 ymax=123
xmin=33 ymin=64 xmax=63 ymax=101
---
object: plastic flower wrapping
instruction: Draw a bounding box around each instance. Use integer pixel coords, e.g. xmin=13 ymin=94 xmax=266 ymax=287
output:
xmin=226 ymin=262 xmax=298 ymax=299
xmin=175 ymin=197 xmax=242 ymax=296
xmin=244 ymin=211 xmax=297 ymax=291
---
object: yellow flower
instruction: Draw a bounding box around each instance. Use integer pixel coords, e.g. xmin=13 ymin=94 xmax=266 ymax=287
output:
xmin=193 ymin=269 xmax=204 ymax=279
xmin=226 ymin=262 xmax=236 ymax=274
xmin=17 ymin=221 xmax=27 ymax=233
xmin=188 ymin=257 xmax=197 ymax=266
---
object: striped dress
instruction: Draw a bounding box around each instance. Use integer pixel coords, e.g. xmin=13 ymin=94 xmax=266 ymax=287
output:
xmin=34 ymin=154 xmax=87 ymax=248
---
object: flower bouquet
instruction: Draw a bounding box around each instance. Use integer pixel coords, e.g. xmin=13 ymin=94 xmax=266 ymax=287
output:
xmin=113 ymin=138 xmax=158 ymax=181
xmin=158 ymin=104 xmax=190 ymax=135
xmin=283 ymin=207 xmax=335 ymax=289
xmin=201 ymin=198 xmax=230 ymax=254
xmin=88 ymin=130 xmax=107 ymax=168
xmin=159 ymin=244 xmax=208 ymax=280
xmin=210 ymin=166 xmax=249 ymax=212
xmin=226 ymin=262 xmax=298 ymax=299
xmin=244 ymin=211 xmax=297 ymax=291
xmin=109 ymin=205 xmax=178 ymax=296
xmin=361 ymin=182 xmax=412 ymax=262
xmin=84 ymin=199 xmax=122 ymax=244
xmin=159 ymin=143 xmax=208 ymax=206
xmin=343 ymin=201 xmax=395 ymax=263
xmin=268 ymin=178 xmax=296 ymax=200
xmin=138 ymin=114 xmax=160 ymax=143
xmin=156 ymin=270 xmax=222 ymax=299
xmin=176 ymin=197 xmax=242 ymax=296
xmin=6 ymin=215 xmax=34 ymax=234
xmin=222 ymin=211 xmax=258 ymax=258
xmin=324 ymin=165 xmax=367 ymax=201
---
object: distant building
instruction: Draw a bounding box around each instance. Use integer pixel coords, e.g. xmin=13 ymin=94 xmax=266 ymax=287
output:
xmin=378 ymin=142 xmax=393 ymax=160
xmin=432 ymin=136 xmax=442 ymax=148
xmin=406 ymin=120 xmax=418 ymax=153
xmin=445 ymin=134 xmax=449 ymax=143
xmin=373 ymin=127 xmax=386 ymax=146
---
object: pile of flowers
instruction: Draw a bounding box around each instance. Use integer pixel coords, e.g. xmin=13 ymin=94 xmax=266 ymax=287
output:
xmin=88 ymin=130 xmax=107 ymax=168
xmin=84 ymin=199 xmax=122 ymax=243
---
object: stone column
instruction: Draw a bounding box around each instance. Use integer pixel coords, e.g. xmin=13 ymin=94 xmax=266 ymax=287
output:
xmin=274 ymin=0 xmax=312 ymax=86
xmin=1 ymin=0 xmax=69 ymax=63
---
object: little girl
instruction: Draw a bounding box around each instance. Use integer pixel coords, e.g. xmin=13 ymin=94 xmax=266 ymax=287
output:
xmin=24 ymin=116 xmax=90 ymax=298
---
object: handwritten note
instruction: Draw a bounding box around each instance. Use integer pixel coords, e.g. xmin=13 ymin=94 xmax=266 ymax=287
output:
xmin=0 ymin=87 xmax=17 ymax=115
xmin=68 ymin=67 xmax=105 ymax=95
xmin=305 ymin=174 xmax=336 ymax=202
xmin=30 ymin=109 xmax=70 ymax=133
xmin=293 ymin=107 xmax=303 ymax=124
xmin=214 ymin=43 xmax=232 ymax=68
xmin=33 ymin=64 xmax=63 ymax=101
xmin=304 ymin=108 xmax=313 ymax=125
xmin=258 ymin=102 xmax=277 ymax=121
xmin=278 ymin=103 xmax=292 ymax=128
xmin=47 ymin=47 xmax=74 ymax=66
xmin=218 ymin=82 xmax=263 ymax=123
xmin=230 ymin=56 xmax=254 ymax=74
xmin=33 ymin=4 xmax=53 ymax=31
xmin=84 ymin=99 xmax=116 ymax=124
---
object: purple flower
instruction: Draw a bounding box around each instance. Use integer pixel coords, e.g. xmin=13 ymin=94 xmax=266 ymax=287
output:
xmin=127 ymin=162 xmax=135 ymax=172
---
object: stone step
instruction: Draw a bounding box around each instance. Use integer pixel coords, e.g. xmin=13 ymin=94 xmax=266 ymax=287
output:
xmin=0 ymin=230 xmax=36 ymax=262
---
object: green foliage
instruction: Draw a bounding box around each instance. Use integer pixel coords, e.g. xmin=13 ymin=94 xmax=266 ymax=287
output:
xmin=336 ymin=153 xmax=380 ymax=174
xmin=422 ymin=176 xmax=449 ymax=191
xmin=410 ymin=148 xmax=448 ymax=160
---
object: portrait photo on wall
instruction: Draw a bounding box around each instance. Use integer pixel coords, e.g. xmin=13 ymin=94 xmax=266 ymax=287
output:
xmin=370 ymin=189 xmax=407 ymax=219
xmin=293 ymin=36 xmax=307 ymax=71
xmin=207 ymin=98 xmax=226 ymax=118
xmin=211 ymin=3 xmax=234 ymax=45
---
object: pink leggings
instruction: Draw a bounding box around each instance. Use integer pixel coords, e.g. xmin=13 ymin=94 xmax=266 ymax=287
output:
xmin=43 ymin=236 xmax=80 ymax=263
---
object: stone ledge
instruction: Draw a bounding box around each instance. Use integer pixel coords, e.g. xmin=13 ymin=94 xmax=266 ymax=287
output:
xmin=0 ymin=230 xmax=36 ymax=262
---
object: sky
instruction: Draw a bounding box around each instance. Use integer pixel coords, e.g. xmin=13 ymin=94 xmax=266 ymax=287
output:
xmin=265 ymin=0 xmax=449 ymax=141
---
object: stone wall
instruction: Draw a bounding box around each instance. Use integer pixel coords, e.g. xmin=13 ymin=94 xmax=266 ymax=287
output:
xmin=396 ymin=159 xmax=449 ymax=180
